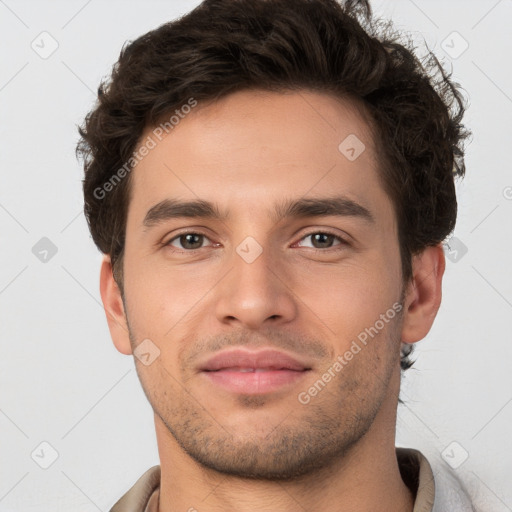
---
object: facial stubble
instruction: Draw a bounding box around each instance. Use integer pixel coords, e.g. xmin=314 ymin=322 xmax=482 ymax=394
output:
xmin=124 ymin=306 xmax=403 ymax=482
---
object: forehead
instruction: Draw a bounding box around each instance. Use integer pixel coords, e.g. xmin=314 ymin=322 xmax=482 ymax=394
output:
xmin=126 ymin=89 xmax=389 ymax=226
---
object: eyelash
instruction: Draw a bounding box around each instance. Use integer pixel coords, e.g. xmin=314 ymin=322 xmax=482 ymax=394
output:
xmin=164 ymin=230 xmax=349 ymax=253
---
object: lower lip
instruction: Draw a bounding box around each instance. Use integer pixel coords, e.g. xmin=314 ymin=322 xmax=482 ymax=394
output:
xmin=202 ymin=369 xmax=310 ymax=394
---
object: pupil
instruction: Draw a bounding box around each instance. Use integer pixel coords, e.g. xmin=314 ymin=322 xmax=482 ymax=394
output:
xmin=182 ymin=234 xmax=202 ymax=249
xmin=313 ymin=233 xmax=333 ymax=248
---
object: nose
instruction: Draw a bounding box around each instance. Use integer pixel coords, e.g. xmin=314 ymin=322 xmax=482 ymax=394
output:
xmin=213 ymin=240 xmax=298 ymax=330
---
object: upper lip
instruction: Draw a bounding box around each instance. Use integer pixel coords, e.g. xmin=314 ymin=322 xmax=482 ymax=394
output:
xmin=198 ymin=348 xmax=312 ymax=372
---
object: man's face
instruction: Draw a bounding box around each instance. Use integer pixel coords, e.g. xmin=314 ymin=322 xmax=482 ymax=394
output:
xmin=120 ymin=89 xmax=405 ymax=479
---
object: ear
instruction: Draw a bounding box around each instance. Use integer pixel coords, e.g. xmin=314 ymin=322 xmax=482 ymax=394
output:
xmin=99 ymin=254 xmax=133 ymax=355
xmin=401 ymin=244 xmax=445 ymax=344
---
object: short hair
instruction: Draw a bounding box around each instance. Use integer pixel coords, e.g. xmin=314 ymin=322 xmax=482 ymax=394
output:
xmin=77 ymin=0 xmax=469 ymax=371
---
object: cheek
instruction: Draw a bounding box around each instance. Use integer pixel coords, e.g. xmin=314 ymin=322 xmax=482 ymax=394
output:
xmin=122 ymin=253 xmax=223 ymax=352
xmin=291 ymin=254 xmax=401 ymax=343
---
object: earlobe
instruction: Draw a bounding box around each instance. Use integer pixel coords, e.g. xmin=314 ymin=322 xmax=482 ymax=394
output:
xmin=401 ymin=244 xmax=445 ymax=344
xmin=99 ymin=255 xmax=133 ymax=355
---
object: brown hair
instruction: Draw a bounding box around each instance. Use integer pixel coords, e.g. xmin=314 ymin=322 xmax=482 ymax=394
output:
xmin=77 ymin=0 xmax=469 ymax=370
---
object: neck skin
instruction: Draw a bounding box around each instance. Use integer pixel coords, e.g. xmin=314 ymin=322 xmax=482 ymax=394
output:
xmin=154 ymin=368 xmax=414 ymax=512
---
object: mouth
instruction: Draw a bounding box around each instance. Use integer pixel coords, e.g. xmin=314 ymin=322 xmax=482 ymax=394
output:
xmin=199 ymin=349 xmax=312 ymax=394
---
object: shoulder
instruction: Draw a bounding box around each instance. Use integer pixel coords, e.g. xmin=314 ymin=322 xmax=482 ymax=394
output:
xmin=396 ymin=447 xmax=475 ymax=512
xmin=109 ymin=466 xmax=161 ymax=512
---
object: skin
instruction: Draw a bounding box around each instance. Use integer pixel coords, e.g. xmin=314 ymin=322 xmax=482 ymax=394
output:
xmin=100 ymin=89 xmax=445 ymax=512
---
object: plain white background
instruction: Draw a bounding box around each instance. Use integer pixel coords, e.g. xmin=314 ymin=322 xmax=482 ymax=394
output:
xmin=0 ymin=0 xmax=511 ymax=510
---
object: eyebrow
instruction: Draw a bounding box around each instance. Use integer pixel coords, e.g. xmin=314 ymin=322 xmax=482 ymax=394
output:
xmin=142 ymin=195 xmax=374 ymax=229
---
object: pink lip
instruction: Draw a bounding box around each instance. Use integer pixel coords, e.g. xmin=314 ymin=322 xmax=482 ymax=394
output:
xmin=199 ymin=349 xmax=312 ymax=394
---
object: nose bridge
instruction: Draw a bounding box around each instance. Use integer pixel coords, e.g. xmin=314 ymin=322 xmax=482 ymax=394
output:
xmin=213 ymin=235 xmax=297 ymax=328
xmin=235 ymin=237 xmax=278 ymax=293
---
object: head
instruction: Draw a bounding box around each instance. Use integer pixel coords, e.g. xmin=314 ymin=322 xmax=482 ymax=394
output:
xmin=78 ymin=0 xmax=468 ymax=480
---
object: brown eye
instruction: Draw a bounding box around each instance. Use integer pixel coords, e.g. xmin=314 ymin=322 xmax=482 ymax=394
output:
xmin=167 ymin=232 xmax=210 ymax=250
xmin=297 ymin=232 xmax=345 ymax=250
xmin=310 ymin=233 xmax=336 ymax=249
